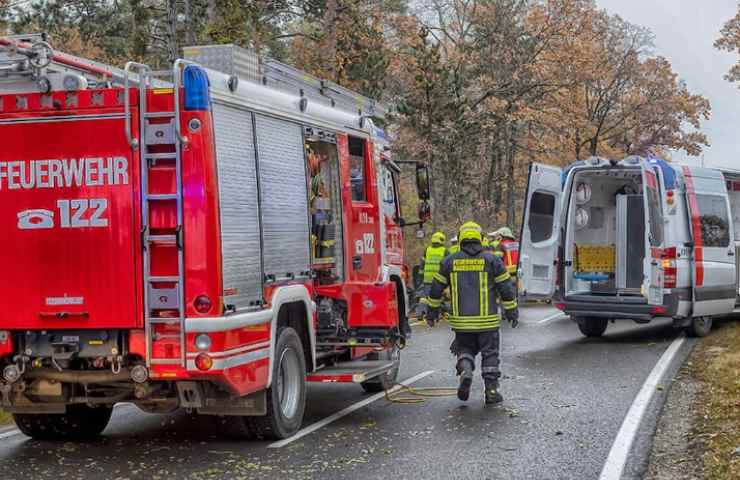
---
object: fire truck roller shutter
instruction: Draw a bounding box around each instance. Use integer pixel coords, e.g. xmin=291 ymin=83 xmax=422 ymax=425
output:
xmin=254 ymin=114 xmax=311 ymax=282
xmin=212 ymin=102 xmax=264 ymax=310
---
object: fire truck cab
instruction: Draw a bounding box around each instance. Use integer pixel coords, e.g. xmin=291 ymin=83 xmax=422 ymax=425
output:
xmin=0 ymin=35 xmax=430 ymax=440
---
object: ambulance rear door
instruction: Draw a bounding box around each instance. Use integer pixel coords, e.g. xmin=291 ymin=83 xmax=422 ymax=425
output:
xmin=519 ymin=163 xmax=563 ymax=300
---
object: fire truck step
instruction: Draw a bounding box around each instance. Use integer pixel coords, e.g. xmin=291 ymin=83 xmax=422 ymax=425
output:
xmin=148 ymin=234 xmax=177 ymax=243
xmin=147 ymin=194 xmax=178 ymax=201
xmin=148 ymin=276 xmax=181 ymax=283
xmin=306 ymin=360 xmax=397 ymax=383
xmin=144 ymin=112 xmax=175 ymax=118
xmin=149 ymin=358 xmax=183 ymax=365
xmin=146 ymin=153 xmax=176 ymax=161
xmin=147 ymin=318 xmax=184 ymax=324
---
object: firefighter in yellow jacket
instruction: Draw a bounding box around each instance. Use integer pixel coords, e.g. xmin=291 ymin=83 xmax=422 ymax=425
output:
xmin=416 ymin=231 xmax=448 ymax=318
xmin=424 ymin=221 xmax=518 ymax=405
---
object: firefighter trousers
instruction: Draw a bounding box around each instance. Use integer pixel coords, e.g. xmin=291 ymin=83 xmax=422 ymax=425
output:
xmin=453 ymin=329 xmax=501 ymax=389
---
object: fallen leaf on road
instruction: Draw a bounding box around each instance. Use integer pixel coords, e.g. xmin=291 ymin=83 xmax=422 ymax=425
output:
xmin=551 ymin=403 xmax=576 ymax=408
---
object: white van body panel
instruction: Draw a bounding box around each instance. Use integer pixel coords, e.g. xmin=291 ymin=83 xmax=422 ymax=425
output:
xmin=519 ymin=163 xmax=563 ymax=300
xmin=682 ymin=166 xmax=737 ymax=316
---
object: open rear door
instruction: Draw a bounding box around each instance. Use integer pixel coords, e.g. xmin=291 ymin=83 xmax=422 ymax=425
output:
xmin=519 ymin=163 xmax=563 ymax=300
xmin=642 ymin=166 xmax=665 ymax=305
xmin=682 ymin=166 xmax=737 ymax=316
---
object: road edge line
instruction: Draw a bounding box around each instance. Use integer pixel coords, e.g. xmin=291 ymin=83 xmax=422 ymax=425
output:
xmin=598 ymin=334 xmax=686 ymax=480
xmin=268 ymin=369 xmax=435 ymax=449
xmin=537 ymin=312 xmax=566 ymax=324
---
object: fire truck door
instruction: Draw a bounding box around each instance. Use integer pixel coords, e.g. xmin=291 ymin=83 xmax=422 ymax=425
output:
xmin=339 ymin=134 xmax=382 ymax=282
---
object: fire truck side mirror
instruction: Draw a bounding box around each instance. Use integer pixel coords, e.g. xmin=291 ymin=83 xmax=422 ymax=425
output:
xmin=415 ymin=164 xmax=431 ymax=201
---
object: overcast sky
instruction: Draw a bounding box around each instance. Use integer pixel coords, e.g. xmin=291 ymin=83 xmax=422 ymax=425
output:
xmin=597 ymin=0 xmax=740 ymax=169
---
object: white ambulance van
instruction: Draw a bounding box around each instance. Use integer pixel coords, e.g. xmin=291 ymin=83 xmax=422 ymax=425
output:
xmin=519 ymin=156 xmax=740 ymax=338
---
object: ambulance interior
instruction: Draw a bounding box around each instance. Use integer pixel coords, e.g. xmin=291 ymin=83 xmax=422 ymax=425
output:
xmin=564 ymin=168 xmax=647 ymax=297
xmin=305 ymin=127 xmax=344 ymax=284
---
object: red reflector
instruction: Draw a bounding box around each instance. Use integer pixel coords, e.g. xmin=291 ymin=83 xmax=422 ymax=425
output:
xmin=554 ymin=303 xmax=566 ymax=311
xmin=650 ymin=306 xmax=666 ymax=315
xmin=194 ymin=295 xmax=213 ymax=314
xmin=195 ymin=353 xmax=213 ymax=371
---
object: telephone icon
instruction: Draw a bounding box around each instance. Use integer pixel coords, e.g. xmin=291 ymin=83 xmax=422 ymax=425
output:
xmin=17 ymin=209 xmax=55 ymax=230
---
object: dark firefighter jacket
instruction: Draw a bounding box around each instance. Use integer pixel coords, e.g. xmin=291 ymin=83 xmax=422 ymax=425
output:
xmin=425 ymin=241 xmax=517 ymax=331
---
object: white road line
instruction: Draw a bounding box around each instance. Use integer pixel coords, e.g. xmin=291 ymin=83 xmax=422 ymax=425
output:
xmin=599 ymin=335 xmax=686 ymax=480
xmin=0 ymin=429 xmax=20 ymax=440
xmin=268 ymin=370 xmax=435 ymax=449
xmin=537 ymin=312 xmax=566 ymax=324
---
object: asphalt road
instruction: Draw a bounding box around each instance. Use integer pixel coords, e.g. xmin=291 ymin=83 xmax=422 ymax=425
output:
xmin=0 ymin=306 xmax=691 ymax=480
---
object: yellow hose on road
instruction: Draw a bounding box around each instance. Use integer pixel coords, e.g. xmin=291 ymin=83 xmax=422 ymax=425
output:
xmin=385 ymin=384 xmax=459 ymax=404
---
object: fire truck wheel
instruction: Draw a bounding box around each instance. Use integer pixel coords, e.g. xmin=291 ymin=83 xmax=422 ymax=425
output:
xmin=685 ymin=316 xmax=713 ymax=338
xmin=13 ymin=404 xmax=113 ymax=441
xmin=246 ymin=326 xmax=307 ymax=440
xmin=576 ymin=316 xmax=608 ymax=338
xmin=360 ymin=345 xmax=401 ymax=393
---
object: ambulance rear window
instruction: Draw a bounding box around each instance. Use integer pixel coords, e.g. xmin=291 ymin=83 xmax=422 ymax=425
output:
xmin=696 ymin=194 xmax=730 ymax=247
xmin=529 ymin=191 xmax=556 ymax=243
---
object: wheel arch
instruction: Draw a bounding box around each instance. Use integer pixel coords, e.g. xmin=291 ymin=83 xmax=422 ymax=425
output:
xmin=267 ymin=284 xmax=316 ymax=388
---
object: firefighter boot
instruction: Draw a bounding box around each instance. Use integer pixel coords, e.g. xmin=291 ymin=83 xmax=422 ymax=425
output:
xmin=484 ymin=382 xmax=503 ymax=405
xmin=456 ymin=355 xmax=475 ymax=402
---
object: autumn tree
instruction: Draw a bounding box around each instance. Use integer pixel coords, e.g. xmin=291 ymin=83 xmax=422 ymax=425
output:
xmin=716 ymin=3 xmax=740 ymax=86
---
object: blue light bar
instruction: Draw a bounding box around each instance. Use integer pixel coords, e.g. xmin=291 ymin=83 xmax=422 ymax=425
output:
xmin=183 ymin=65 xmax=210 ymax=111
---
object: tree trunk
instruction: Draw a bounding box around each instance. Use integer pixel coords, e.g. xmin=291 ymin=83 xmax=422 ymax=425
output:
xmin=166 ymin=0 xmax=178 ymax=64
xmin=323 ymin=0 xmax=338 ymax=80
xmin=506 ymin=124 xmax=517 ymax=227
xmin=184 ymin=0 xmax=195 ymax=46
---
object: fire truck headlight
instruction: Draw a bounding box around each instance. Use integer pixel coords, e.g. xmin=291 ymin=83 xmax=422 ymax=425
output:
xmin=195 ymin=334 xmax=212 ymax=352
xmin=195 ymin=353 xmax=213 ymax=371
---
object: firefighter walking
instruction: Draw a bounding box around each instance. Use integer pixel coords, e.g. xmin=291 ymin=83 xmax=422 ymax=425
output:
xmin=424 ymin=221 xmax=518 ymax=405
xmin=490 ymin=227 xmax=519 ymax=282
xmin=416 ymin=231 xmax=448 ymax=318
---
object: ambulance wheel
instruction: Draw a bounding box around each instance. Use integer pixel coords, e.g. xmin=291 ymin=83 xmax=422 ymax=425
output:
xmin=685 ymin=316 xmax=713 ymax=338
xmin=246 ymin=327 xmax=307 ymax=440
xmin=576 ymin=316 xmax=608 ymax=337
xmin=361 ymin=345 xmax=401 ymax=393
xmin=14 ymin=404 xmax=113 ymax=441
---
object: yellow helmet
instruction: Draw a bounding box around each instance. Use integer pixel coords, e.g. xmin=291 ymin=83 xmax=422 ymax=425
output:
xmin=431 ymin=231 xmax=446 ymax=245
xmin=458 ymin=221 xmax=482 ymax=243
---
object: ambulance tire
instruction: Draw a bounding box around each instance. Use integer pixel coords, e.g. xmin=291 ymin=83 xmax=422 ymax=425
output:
xmin=14 ymin=404 xmax=113 ymax=441
xmin=576 ymin=316 xmax=608 ymax=337
xmin=361 ymin=345 xmax=400 ymax=393
xmin=246 ymin=327 xmax=307 ymax=440
xmin=685 ymin=316 xmax=713 ymax=338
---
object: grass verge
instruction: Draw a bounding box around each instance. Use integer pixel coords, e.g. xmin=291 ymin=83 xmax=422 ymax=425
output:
xmin=0 ymin=409 xmax=12 ymax=425
xmin=693 ymin=320 xmax=740 ymax=479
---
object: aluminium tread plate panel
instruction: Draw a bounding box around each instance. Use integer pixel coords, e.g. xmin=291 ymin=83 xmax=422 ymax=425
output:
xmin=212 ymin=102 xmax=263 ymax=309
xmin=254 ymin=114 xmax=311 ymax=280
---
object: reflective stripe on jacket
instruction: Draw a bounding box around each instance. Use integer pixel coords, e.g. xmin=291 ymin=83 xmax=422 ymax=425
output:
xmin=422 ymin=245 xmax=447 ymax=283
xmin=426 ymin=243 xmax=517 ymax=332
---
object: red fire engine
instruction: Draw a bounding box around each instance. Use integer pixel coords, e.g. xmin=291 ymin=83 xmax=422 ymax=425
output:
xmin=0 ymin=35 xmax=431 ymax=440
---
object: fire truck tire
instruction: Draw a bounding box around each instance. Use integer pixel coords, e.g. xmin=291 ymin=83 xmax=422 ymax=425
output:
xmin=246 ymin=326 xmax=307 ymax=440
xmin=685 ymin=316 xmax=713 ymax=338
xmin=576 ymin=316 xmax=608 ymax=337
xmin=360 ymin=345 xmax=401 ymax=393
xmin=13 ymin=404 xmax=113 ymax=441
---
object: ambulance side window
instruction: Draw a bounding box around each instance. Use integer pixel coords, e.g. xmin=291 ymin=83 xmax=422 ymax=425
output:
xmin=529 ymin=191 xmax=556 ymax=243
xmin=348 ymin=136 xmax=367 ymax=202
xmin=696 ymin=194 xmax=730 ymax=247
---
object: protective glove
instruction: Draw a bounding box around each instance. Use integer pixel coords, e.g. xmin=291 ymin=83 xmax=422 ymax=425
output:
xmin=426 ymin=307 xmax=440 ymax=327
xmin=506 ymin=309 xmax=519 ymax=329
